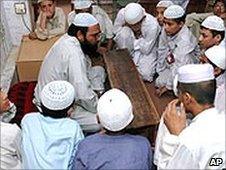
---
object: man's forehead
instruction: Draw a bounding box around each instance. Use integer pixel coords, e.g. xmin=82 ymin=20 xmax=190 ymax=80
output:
xmin=88 ymin=24 xmax=100 ymax=33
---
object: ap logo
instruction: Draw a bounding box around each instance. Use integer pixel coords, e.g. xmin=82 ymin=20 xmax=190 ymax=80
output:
xmin=209 ymin=158 xmax=223 ymax=167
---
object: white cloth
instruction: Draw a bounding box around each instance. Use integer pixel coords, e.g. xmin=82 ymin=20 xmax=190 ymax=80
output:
xmin=156 ymin=25 xmax=200 ymax=89
xmin=164 ymin=5 xmax=185 ymax=19
xmin=114 ymin=10 xmax=160 ymax=82
xmin=97 ymin=88 xmax=134 ymax=132
xmin=35 ymin=7 xmax=66 ymax=40
xmin=34 ymin=34 xmax=105 ymax=132
xmin=215 ymin=83 xmax=225 ymax=114
xmin=155 ymin=108 xmax=225 ymax=169
xmin=216 ymin=72 xmax=225 ymax=87
xmin=41 ymin=80 xmax=75 ymax=110
xmin=68 ymin=5 xmax=114 ymax=39
xmin=0 ymin=122 xmax=22 ymax=169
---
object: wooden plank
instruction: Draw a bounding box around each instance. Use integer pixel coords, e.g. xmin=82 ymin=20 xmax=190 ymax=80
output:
xmin=103 ymin=49 xmax=160 ymax=129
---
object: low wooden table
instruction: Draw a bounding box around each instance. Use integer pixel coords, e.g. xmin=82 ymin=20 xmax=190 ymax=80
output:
xmin=103 ymin=49 xmax=160 ymax=129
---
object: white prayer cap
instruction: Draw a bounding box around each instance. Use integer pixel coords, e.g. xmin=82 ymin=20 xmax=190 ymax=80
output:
xmin=201 ymin=15 xmax=225 ymax=31
xmin=156 ymin=1 xmax=174 ymax=8
xmin=97 ymin=88 xmax=134 ymax=132
xmin=124 ymin=3 xmax=145 ymax=25
xmin=163 ymin=5 xmax=185 ymax=19
xmin=73 ymin=0 xmax=92 ymax=10
xmin=205 ymin=45 xmax=226 ymax=70
xmin=178 ymin=64 xmax=215 ymax=83
xmin=72 ymin=13 xmax=98 ymax=27
xmin=41 ymin=80 xmax=75 ymax=110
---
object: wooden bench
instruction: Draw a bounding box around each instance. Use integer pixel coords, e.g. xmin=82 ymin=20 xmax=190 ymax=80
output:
xmin=103 ymin=49 xmax=160 ymax=129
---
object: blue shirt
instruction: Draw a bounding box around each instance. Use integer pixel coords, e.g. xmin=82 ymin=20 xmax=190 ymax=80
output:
xmin=71 ymin=133 xmax=152 ymax=169
xmin=21 ymin=113 xmax=84 ymax=169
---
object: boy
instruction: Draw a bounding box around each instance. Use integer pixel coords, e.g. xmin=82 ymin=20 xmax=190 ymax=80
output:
xmin=201 ymin=45 xmax=225 ymax=113
xmin=114 ymin=3 xmax=160 ymax=82
xmin=29 ymin=0 xmax=66 ymax=40
xmin=21 ymin=81 xmax=84 ymax=169
xmin=156 ymin=5 xmax=199 ymax=96
xmin=0 ymin=89 xmax=21 ymax=169
xmin=155 ymin=0 xmax=174 ymax=27
xmin=71 ymin=88 xmax=152 ymax=169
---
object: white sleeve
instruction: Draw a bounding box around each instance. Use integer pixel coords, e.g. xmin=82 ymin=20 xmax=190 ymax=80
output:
xmin=133 ymin=16 xmax=160 ymax=55
xmin=166 ymin=144 xmax=199 ymax=169
xmin=68 ymin=49 xmax=98 ymax=113
xmin=113 ymin=8 xmax=126 ymax=35
xmin=95 ymin=6 xmax=114 ymax=39
xmin=154 ymin=118 xmax=180 ymax=169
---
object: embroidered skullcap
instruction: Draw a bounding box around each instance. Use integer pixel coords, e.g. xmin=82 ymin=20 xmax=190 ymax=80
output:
xmin=73 ymin=0 xmax=93 ymax=9
xmin=201 ymin=15 xmax=225 ymax=31
xmin=41 ymin=80 xmax=75 ymax=110
xmin=164 ymin=5 xmax=185 ymax=19
xmin=156 ymin=0 xmax=174 ymax=8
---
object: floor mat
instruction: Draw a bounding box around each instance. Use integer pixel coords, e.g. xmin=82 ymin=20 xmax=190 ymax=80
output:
xmin=8 ymin=81 xmax=38 ymax=126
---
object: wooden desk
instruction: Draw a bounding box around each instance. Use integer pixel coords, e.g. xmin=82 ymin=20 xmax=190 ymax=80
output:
xmin=16 ymin=36 xmax=60 ymax=82
xmin=103 ymin=49 xmax=160 ymax=129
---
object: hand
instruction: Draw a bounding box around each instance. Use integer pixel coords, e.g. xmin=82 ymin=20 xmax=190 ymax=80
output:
xmin=40 ymin=12 xmax=47 ymax=30
xmin=97 ymin=47 xmax=108 ymax=56
xmin=156 ymin=86 xmax=168 ymax=97
xmin=0 ymin=91 xmax=10 ymax=113
xmin=28 ymin=32 xmax=38 ymax=40
xmin=163 ymin=99 xmax=187 ymax=136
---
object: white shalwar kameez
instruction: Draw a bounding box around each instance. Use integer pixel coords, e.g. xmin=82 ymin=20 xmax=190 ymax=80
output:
xmin=215 ymin=72 xmax=225 ymax=114
xmin=156 ymin=25 xmax=200 ymax=90
xmin=68 ymin=5 xmax=114 ymax=40
xmin=154 ymin=108 xmax=225 ymax=169
xmin=114 ymin=9 xmax=161 ymax=82
xmin=34 ymin=34 xmax=105 ymax=132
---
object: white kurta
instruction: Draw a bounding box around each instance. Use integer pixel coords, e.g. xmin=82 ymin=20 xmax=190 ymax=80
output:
xmin=68 ymin=5 xmax=114 ymax=40
xmin=35 ymin=7 xmax=66 ymax=40
xmin=156 ymin=25 xmax=200 ymax=89
xmin=154 ymin=108 xmax=225 ymax=169
xmin=114 ymin=9 xmax=161 ymax=82
xmin=34 ymin=34 xmax=105 ymax=132
xmin=0 ymin=122 xmax=22 ymax=169
xmin=215 ymin=83 xmax=225 ymax=114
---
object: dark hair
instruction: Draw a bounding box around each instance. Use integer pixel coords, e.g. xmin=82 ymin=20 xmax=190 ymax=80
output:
xmin=200 ymin=26 xmax=225 ymax=42
xmin=214 ymin=0 xmax=226 ymax=7
xmin=67 ymin=24 xmax=88 ymax=37
xmin=40 ymin=102 xmax=73 ymax=119
xmin=178 ymin=80 xmax=216 ymax=105
xmin=174 ymin=14 xmax=186 ymax=23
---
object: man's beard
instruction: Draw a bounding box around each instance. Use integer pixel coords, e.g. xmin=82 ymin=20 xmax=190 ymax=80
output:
xmin=80 ymin=40 xmax=98 ymax=57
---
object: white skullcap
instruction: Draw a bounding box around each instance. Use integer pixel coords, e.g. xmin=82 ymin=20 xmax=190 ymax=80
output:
xmin=205 ymin=45 xmax=226 ymax=70
xmin=41 ymin=80 xmax=75 ymax=110
xmin=72 ymin=13 xmax=98 ymax=27
xmin=164 ymin=5 xmax=185 ymax=19
xmin=173 ymin=64 xmax=215 ymax=96
xmin=97 ymin=88 xmax=134 ymax=132
xmin=178 ymin=64 xmax=215 ymax=83
xmin=156 ymin=0 xmax=174 ymax=8
xmin=124 ymin=3 xmax=145 ymax=25
xmin=73 ymin=0 xmax=92 ymax=9
xmin=201 ymin=15 xmax=225 ymax=31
